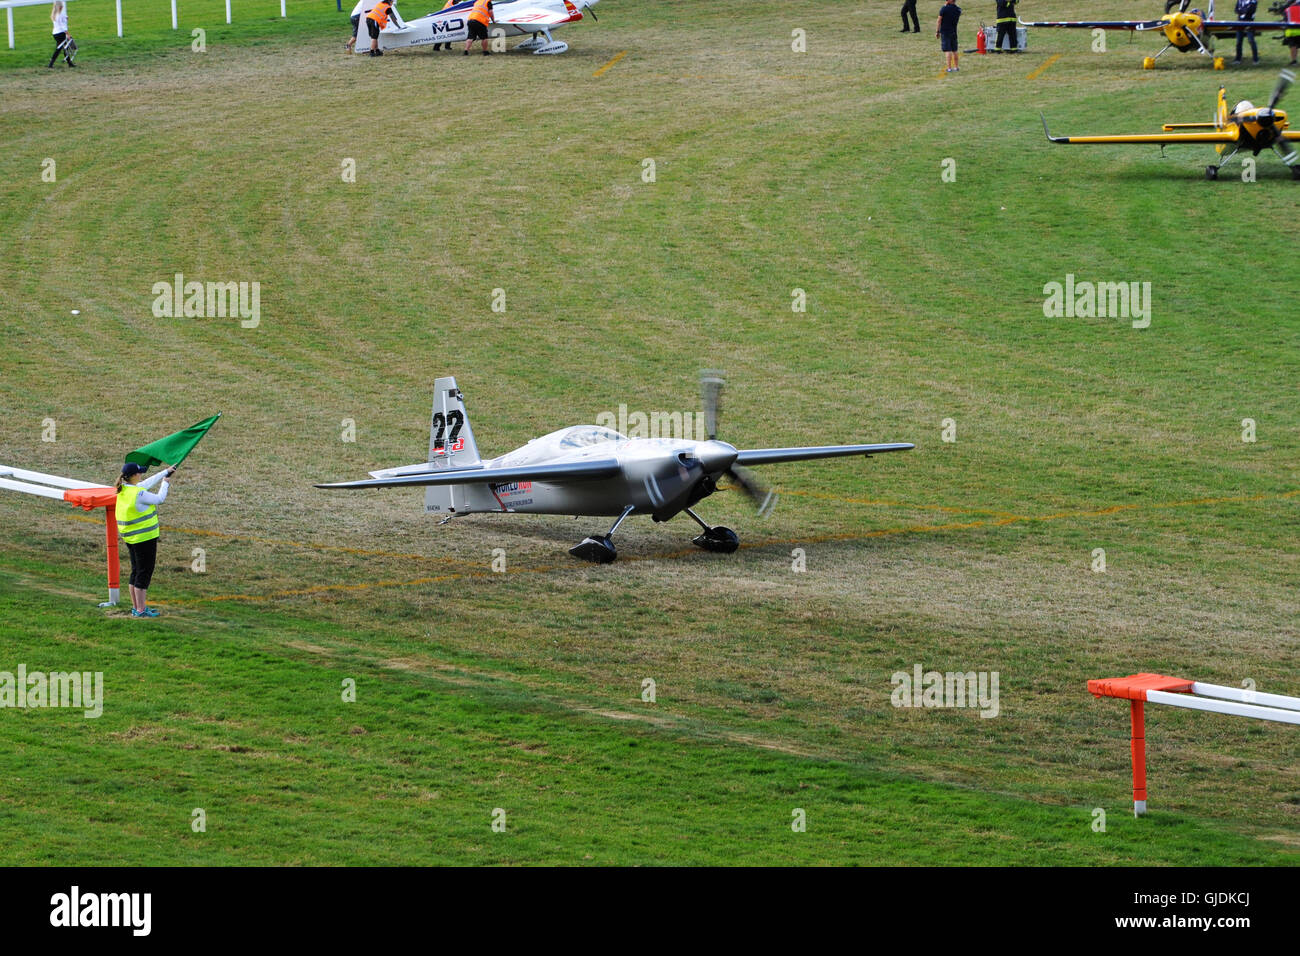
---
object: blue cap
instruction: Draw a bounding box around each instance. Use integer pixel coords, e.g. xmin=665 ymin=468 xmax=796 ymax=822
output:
xmin=121 ymin=462 xmax=147 ymax=477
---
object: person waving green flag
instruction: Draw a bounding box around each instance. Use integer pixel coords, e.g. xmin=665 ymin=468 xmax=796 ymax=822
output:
xmin=125 ymin=413 xmax=221 ymax=468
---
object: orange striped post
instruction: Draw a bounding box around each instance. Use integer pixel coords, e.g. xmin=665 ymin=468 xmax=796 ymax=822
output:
xmin=1129 ymin=699 xmax=1146 ymax=815
xmin=1090 ymin=673 xmax=1300 ymax=816
xmin=65 ymin=486 xmax=120 ymax=607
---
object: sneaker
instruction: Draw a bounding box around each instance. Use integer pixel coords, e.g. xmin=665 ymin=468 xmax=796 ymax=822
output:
xmin=141 ymin=607 xmax=160 ymax=617
xmin=464 ymin=50 xmax=469 ymax=55
xmin=130 ymin=609 xmax=147 ymax=618
xmin=484 ymin=50 xmax=491 ymax=55
xmin=370 ymin=49 xmax=383 ymax=56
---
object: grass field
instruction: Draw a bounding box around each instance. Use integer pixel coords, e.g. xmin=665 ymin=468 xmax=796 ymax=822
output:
xmin=0 ymin=0 xmax=1297 ymax=865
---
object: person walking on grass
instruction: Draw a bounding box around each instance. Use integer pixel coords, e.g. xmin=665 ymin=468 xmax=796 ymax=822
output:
xmin=48 ymin=1 xmax=75 ymax=68
xmin=901 ymin=0 xmax=920 ymax=33
xmin=116 ymin=461 xmax=177 ymax=618
xmin=937 ymin=0 xmax=962 ymax=72
xmin=465 ymin=0 xmax=494 ymax=55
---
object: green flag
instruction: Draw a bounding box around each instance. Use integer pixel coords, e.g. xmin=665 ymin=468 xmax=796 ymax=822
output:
xmin=125 ymin=413 xmax=221 ymax=468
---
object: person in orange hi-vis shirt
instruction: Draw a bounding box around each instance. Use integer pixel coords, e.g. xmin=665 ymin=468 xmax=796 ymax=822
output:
xmin=465 ymin=0 xmax=494 ymax=56
xmin=365 ymin=0 xmax=400 ymax=57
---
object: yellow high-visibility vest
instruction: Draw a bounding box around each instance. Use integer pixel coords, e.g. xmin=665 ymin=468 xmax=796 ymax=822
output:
xmin=116 ymin=483 xmax=160 ymax=544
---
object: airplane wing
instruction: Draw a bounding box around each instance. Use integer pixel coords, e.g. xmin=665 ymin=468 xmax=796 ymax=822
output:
xmin=1205 ymin=19 xmax=1297 ymax=34
xmin=1041 ymin=114 xmax=1238 ymax=145
xmin=315 ymin=459 xmax=621 ymax=490
xmin=1018 ymin=18 xmax=1163 ymax=30
xmin=735 ymin=443 xmax=914 ymax=466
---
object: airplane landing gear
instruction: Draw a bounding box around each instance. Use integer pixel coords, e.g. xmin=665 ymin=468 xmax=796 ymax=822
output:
xmin=570 ymin=505 xmax=634 ymax=563
xmin=684 ymin=508 xmax=740 ymax=554
xmin=527 ymin=27 xmax=568 ymax=54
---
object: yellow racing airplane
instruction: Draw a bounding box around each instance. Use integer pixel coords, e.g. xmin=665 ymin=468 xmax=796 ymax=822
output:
xmin=1021 ymin=0 xmax=1299 ymax=69
xmin=1041 ymin=68 xmax=1300 ymax=178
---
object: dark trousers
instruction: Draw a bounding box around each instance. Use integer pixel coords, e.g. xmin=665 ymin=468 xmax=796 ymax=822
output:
xmin=996 ymin=21 xmax=1018 ymax=51
xmin=126 ymin=538 xmax=158 ymax=590
xmin=49 ymin=32 xmax=69 ymax=67
xmin=1236 ymin=28 xmax=1258 ymax=60
xmin=901 ymin=0 xmax=919 ymax=31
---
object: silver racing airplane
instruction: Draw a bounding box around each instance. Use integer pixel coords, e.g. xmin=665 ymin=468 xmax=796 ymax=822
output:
xmin=316 ymin=375 xmax=913 ymax=562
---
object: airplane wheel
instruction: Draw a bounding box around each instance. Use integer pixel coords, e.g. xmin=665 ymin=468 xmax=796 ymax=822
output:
xmin=1292 ymin=166 xmax=1300 ymax=181
xmin=1213 ymin=57 xmax=1226 ymax=70
xmin=1205 ymin=165 xmax=1219 ymax=180
xmin=692 ymin=526 xmax=740 ymax=554
xmin=569 ymin=535 xmax=617 ymax=563
xmin=1142 ymin=57 xmax=1156 ymax=69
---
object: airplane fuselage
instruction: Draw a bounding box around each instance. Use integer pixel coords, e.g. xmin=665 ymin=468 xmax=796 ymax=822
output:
xmin=433 ymin=427 xmax=739 ymax=521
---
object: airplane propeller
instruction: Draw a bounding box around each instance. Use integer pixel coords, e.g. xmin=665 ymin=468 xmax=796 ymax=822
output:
xmin=1269 ymin=67 xmax=1295 ymax=110
xmin=699 ymin=371 xmax=777 ymax=517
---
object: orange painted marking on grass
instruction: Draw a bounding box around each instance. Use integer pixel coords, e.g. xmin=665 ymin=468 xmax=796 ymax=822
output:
xmin=593 ymin=50 xmax=626 ymax=77
xmin=778 ymin=488 xmax=1026 ymax=520
xmin=1027 ymin=53 xmax=1061 ymax=80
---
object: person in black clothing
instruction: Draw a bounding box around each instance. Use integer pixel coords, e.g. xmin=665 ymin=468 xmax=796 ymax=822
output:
xmin=995 ymin=0 xmax=1019 ymax=52
xmin=901 ymin=0 xmax=920 ymax=32
xmin=1234 ymin=0 xmax=1259 ymax=64
xmin=937 ymin=0 xmax=962 ymax=71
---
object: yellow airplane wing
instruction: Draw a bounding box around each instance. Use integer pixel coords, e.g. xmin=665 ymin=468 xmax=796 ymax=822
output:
xmin=1041 ymin=115 xmax=1238 ymax=145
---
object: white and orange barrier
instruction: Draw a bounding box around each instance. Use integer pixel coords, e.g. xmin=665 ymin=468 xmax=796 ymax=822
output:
xmin=1089 ymin=673 xmax=1300 ymax=816
xmin=0 ymin=465 xmax=119 ymax=605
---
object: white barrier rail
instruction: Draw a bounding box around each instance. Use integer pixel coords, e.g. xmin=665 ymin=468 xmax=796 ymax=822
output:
xmin=3 ymin=0 xmax=287 ymax=50
xmin=0 ymin=464 xmax=106 ymax=498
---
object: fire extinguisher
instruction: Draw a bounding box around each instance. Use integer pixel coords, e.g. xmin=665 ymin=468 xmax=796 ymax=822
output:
xmin=976 ymin=23 xmax=987 ymax=53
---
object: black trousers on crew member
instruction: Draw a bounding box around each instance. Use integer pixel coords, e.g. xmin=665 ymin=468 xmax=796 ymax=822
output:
xmin=995 ymin=21 xmax=1018 ymax=51
xmin=49 ymin=32 xmax=70 ymax=67
xmin=901 ymin=0 xmax=919 ymax=31
xmin=126 ymin=538 xmax=158 ymax=590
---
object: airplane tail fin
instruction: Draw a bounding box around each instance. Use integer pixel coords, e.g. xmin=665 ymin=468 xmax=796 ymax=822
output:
xmin=363 ymin=377 xmax=493 ymax=515
xmin=428 ymin=376 xmax=480 ymax=467
xmin=423 ymin=377 xmax=494 ymax=516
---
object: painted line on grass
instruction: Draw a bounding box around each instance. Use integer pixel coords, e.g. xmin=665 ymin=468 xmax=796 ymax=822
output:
xmin=1027 ymin=53 xmax=1060 ymax=80
xmin=163 ymin=488 xmax=1298 ymax=606
xmin=593 ymin=50 xmax=626 ymax=77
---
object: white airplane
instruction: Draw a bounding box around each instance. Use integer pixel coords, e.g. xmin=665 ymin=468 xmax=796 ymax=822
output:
xmin=373 ymin=0 xmax=599 ymax=56
xmin=316 ymin=376 xmax=914 ymax=562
